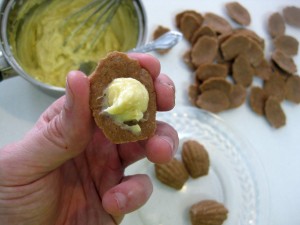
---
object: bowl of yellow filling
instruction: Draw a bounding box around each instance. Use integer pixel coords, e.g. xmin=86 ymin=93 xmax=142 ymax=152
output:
xmin=0 ymin=0 xmax=147 ymax=96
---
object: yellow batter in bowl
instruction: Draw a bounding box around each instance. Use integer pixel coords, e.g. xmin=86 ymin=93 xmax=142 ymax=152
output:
xmin=8 ymin=0 xmax=139 ymax=88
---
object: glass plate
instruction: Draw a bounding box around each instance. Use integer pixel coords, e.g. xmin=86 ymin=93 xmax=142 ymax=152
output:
xmin=125 ymin=106 xmax=270 ymax=225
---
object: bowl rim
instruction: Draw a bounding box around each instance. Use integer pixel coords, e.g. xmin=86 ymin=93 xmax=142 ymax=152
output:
xmin=0 ymin=0 xmax=148 ymax=97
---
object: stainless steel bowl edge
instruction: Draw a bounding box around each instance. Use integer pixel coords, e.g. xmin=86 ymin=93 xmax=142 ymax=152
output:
xmin=0 ymin=0 xmax=148 ymax=98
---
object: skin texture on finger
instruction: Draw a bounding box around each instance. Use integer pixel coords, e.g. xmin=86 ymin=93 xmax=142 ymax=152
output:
xmin=127 ymin=53 xmax=161 ymax=79
xmin=55 ymin=153 xmax=118 ymax=225
xmin=155 ymin=73 xmax=175 ymax=111
xmin=0 ymin=53 xmax=179 ymax=225
xmin=143 ymin=121 xmax=179 ymax=163
xmin=83 ymin=129 xmax=124 ymax=197
xmin=117 ymin=142 xmax=145 ymax=168
xmin=128 ymin=53 xmax=175 ymax=111
xmin=118 ymin=121 xmax=179 ymax=167
xmin=102 ymin=174 xmax=153 ymax=217
xmin=39 ymin=71 xmax=93 ymax=154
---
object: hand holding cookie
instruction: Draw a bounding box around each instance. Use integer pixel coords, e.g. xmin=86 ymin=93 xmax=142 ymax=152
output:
xmin=90 ymin=52 xmax=160 ymax=143
xmin=0 ymin=53 xmax=178 ymax=225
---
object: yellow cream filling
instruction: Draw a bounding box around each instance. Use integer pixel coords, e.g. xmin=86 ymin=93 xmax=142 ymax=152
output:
xmin=104 ymin=78 xmax=149 ymax=134
xmin=8 ymin=0 xmax=139 ymax=87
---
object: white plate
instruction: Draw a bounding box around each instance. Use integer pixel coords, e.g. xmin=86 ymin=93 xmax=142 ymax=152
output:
xmin=125 ymin=106 xmax=270 ymax=225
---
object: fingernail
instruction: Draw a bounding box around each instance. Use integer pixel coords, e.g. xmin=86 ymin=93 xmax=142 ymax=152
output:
xmin=159 ymin=79 xmax=175 ymax=92
xmin=65 ymin=73 xmax=74 ymax=110
xmin=114 ymin=192 xmax=127 ymax=210
xmin=160 ymin=135 xmax=175 ymax=155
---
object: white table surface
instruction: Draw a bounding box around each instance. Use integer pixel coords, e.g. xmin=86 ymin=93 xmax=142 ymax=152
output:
xmin=0 ymin=0 xmax=300 ymax=225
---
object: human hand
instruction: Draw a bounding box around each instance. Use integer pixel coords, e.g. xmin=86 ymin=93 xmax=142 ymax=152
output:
xmin=0 ymin=53 xmax=178 ymax=225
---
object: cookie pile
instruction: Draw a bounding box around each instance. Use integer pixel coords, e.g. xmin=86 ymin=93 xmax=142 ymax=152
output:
xmin=153 ymin=3 xmax=300 ymax=129
xmin=154 ymin=140 xmax=228 ymax=225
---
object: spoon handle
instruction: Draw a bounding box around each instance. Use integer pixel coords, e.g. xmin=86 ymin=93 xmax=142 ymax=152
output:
xmin=129 ymin=31 xmax=183 ymax=53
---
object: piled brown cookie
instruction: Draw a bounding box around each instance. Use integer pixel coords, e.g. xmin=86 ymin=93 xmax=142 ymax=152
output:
xmin=168 ymin=3 xmax=300 ymax=129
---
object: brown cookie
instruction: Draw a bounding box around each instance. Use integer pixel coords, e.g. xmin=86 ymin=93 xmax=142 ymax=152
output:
xmin=204 ymin=12 xmax=233 ymax=34
xmin=273 ymin=35 xmax=299 ymax=56
xmin=228 ymin=84 xmax=247 ymax=109
xmin=191 ymin=36 xmax=219 ymax=67
xmin=263 ymin=73 xmax=287 ymax=102
xmin=190 ymin=200 xmax=228 ymax=225
xmin=271 ymin=50 xmax=297 ymax=75
xmin=177 ymin=11 xmax=204 ymax=42
xmin=249 ymin=86 xmax=268 ymax=115
xmin=200 ymin=77 xmax=232 ymax=95
xmin=225 ymin=2 xmax=251 ymax=26
xmin=182 ymin=140 xmax=210 ymax=178
xmin=155 ymin=158 xmax=189 ymax=190
xmin=283 ymin=6 xmax=300 ymax=28
xmin=195 ymin=63 xmax=228 ymax=81
xmin=285 ymin=75 xmax=300 ymax=104
xmin=253 ymin=59 xmax=273 ymax=80
xmin=89 ymin=52 xmax=157 ymax=144
xmin=153 ymin=25 xmax=171 ymax=54
xmin=196 ymin=89 xmax=230 ymax=113
xmin=265 ymin=96 xmax=286 ymax=128
xmin=233 ymin=28 xmax=265 ymax=49
xmin=191 ymin=25 xmax=216 ymax=45
xmin=220 ymin=34 xmax=251 ymax=61
xmin=268 ymin=12 xmax=285 ymax=38
xmin=232 ymin=54 xmax=254 ymax=87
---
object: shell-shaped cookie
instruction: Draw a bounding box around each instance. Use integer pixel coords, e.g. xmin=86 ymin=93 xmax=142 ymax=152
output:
xmin=190 ymin=200 xmax=228 ymax=225
xmin=182 ymin=140 xmax=210 ymax=178
xmin=155 ymin=158 xmax=189 ymax=190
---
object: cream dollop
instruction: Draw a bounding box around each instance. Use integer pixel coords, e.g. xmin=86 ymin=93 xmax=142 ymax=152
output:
xmin=104 ymin=78 xmax=149 ymax=134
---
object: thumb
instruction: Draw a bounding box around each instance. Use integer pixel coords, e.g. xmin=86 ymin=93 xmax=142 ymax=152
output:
xmin=0 ymin=71 xmax=93 ymax=185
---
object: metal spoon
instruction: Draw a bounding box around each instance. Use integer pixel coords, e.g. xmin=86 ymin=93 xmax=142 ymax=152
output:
xmin=129 ymin=30 xmax=183 ymax=53
xmin=79 ymin=31 xmax=183 ymax=74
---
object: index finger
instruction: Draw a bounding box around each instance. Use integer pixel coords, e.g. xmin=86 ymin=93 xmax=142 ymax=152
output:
xmin=127 ymin=53 xmax=161 ymax=79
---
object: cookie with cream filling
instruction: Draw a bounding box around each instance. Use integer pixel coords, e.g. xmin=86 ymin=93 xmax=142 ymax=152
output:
xmin=89 ymin=52 xmax=157 ymax=144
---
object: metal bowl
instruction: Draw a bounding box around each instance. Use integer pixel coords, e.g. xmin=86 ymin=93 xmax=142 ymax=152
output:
xmin=0 ymin=0 xmax=147 ymax=97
